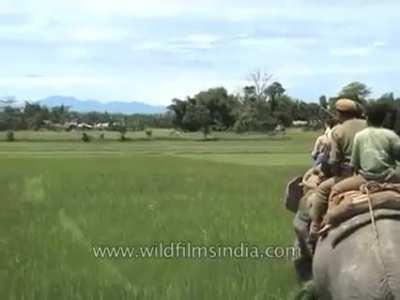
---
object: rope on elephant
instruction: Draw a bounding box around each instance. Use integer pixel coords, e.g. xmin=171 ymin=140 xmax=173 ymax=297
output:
xmin=365 ymin=188 xmax=379 ymax=241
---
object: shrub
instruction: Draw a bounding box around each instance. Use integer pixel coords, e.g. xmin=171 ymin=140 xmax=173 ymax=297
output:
xmin=145 ymin=128 xmax=153 ymax=139
xmin=82 ymin=132 xmax=90 ymax=142
xmin=6 ymin=131 xmax=15 ymax=142
xmin=99 ymin=133 xmax=105 ymax=140
xmin=119 ymin=132 xmax=127 ymax=142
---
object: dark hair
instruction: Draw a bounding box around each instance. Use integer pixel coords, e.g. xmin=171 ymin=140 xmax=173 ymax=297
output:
xmin=337 ymin=109 xmax=362 ymax=120
xmin=366 ymin=102 xmax=389 ymax=127
xmin=326 ymin=118 xmax=339 ymax=128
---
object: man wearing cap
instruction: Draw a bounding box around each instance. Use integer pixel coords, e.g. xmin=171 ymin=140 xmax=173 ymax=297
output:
xmin=309 ymin=98 xmax=367 ymax=237
xmin=328 ymin=102 xmax=400 ymax=201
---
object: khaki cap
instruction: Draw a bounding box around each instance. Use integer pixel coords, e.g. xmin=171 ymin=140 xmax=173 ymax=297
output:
xmin=335 ymin=98 xmax=358 ymax=113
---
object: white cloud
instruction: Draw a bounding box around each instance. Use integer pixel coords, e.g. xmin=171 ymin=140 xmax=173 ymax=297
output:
xmin=130 ymin=40 xmax=191 ymax=54
xmin=131 ymin=33 xmax=221 ymax=53
xmin=329 ymin=47 xmax=371 ymax=57
xmin=330 ymin=40 xmax=389 ymax=57
xmin=0 ymin=75 xmax=108 ymax=88
xmin=70 ymin=0 xmax=283 ymax=20
xmin=0 ymin=0 xmax=289 ymax=23
xmin=77 ymin=0 xmax=188 ymax=17
xmin=179 ymin=34 xmax=220 ymax=49
xmin=59 ymin=47 xmax=90 ymax=60
xmin=71 ymin=28 xmax=133 ymax=43
xmin=373 ymin=41 xmax=386 ymax=48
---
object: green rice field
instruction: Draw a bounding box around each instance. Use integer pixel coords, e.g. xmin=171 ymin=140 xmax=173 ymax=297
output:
xmin=0 ymin=129 xmax=318 ymax=300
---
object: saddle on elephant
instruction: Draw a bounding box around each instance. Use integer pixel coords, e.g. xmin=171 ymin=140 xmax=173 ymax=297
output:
xmin=323 ymin=182 xmax=400 ymax=227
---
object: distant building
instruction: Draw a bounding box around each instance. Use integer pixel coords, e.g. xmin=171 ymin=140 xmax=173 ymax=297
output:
xmin=95 ymin=122 xmax=110 ymax=130
xmin=65 ymin=121 xmax=79 ymax=131
xmin=78 ymin=123 xmax=93 ymax=130
xmin=292 ymin=120 xmax=308 ymax=127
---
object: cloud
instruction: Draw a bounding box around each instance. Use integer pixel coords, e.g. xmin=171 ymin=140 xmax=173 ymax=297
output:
xmin=177 ymin=34 xmax=221 ymax=49
xmin=59 ymin=47 xmax=90 ymax=60
xmin=71 ymin=28 xmax=132 ymax=43
xmin=0 ymin=75 xmax=108 ymax=88
xmin=373 ymin=41 xmax=386 ymax=48
xmin=131 ymin=33 xmax=221 ymax=54
xmin=329 ymin=47 xmax=371 ymax=57
xmin=329 ymin=40 xmax=389 ymax=57
xmin=25 ymin=74 xmax=45 ymax=78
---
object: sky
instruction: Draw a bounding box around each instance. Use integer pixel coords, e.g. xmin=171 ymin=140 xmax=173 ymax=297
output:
xmin=0 ymin=0 xmax=399 ymax=105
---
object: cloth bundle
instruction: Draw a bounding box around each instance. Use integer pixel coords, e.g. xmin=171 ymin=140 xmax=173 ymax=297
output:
xmin=324 ymin=183 xmax=400 ymax=226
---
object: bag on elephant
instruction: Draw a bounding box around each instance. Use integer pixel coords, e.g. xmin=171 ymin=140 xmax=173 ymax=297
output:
xmin=324 ymin=188 xmax=400 ymax=226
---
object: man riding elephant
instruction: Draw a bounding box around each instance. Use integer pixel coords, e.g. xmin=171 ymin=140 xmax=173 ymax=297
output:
xmin=324 ymin=102 xmax=400 ymax=206
xmin=292 ymin=99 xmax=364 ymax=282
xmin=311 ymin=104 xmax=400 ymax=299
xmin=309 ymin=99 xmax=367 ymax=238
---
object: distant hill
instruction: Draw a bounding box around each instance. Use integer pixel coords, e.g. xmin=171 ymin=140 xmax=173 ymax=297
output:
xmin=39 ymin=96 xmax=166 ymax=114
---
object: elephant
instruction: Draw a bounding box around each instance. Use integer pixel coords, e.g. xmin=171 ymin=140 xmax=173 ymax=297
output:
xmin=313 ymin=208 xmax=400 ymax=300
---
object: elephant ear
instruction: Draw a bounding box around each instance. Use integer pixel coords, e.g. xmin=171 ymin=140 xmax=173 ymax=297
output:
xmin=283 ymin=175 xmax=303 ymax=213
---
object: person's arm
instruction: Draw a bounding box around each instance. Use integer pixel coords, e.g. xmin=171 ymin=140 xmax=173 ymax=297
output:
xmin=322 ymin=128 xmax=341 ymax=176
xmin=390 ymin=132 xmax=400 ymax=161
xmin=311 ymin=136 xmax=322 ymax=159
xmin=328 ymin=129 xmax=341 ymax=166
xmin=350 ymin=134 xmax=360 ymax=173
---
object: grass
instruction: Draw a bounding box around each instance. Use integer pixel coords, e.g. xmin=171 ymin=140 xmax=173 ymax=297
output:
xmin=0 ymin=128 xmax=307 ymax=142
xmin=0 ymin=129 xmax=318 ymax=299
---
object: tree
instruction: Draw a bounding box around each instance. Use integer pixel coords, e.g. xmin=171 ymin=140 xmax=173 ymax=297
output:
xmin=248 ymin=70 xmax=272 ymax=103
xmin=377 ymin=92 xmax=395 ymax=104
xmin=194 ymin=87 xmax=237 ymax=130
xmin=0 ymin=106 xmax=26 ymax=130
xmin=234 ymin=99 xmax=278 ymax=132
xmin=168 ymin=98 xmax=188 ymax=129
xmin=265 ymin=81 xmax=285 ymax=113
xmin=182 ymin=103 xmax=211 ymax=139
xmin=319 ymin=95 xmax=328 ymax=109
xmin=24 ymin=102 xmax=49 ymax=130
xmin=168 ymin=88 xmax=238 ymax=133
xmin=50 ymin=105 xmax=70 ymax=124
xmin=234 ymin=76 xmax=285 ymax=132
xmin=243 ymin=86 xmax=257 ymax=104
xmin=338 ymin=82 xmax=371 ymax=104
xmin=272 ymin=94 xmax=295 ymax=126
xmin=375 ymin=93 xmax=396 ymax=130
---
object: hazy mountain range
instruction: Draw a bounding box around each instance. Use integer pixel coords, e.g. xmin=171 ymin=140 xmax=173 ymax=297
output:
xmin=38 ymin=96 xmax=166 ymax=114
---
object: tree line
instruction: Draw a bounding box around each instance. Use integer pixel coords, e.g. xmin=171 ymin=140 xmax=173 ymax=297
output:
xmin=0 ymin=101 xmax=173 ymax=132
xmin=2 ymin=78 xmax=400 ymax=135
xmin=168 ymin=77 xmax=400 ymax=137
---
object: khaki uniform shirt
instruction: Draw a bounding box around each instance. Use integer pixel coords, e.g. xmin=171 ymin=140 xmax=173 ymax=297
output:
xmin=329 ymin=118 xmax=367 ymax=165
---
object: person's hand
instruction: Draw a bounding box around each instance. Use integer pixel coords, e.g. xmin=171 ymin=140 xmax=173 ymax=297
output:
xmin=318 ymin=224 xmax=332 ymax=236
xmin=309 ymin=221 xmax=321 ymax=241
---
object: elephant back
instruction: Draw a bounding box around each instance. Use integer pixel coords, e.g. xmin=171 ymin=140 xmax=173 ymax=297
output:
xmin=313 ymin=209 xmax=400 ymax=300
